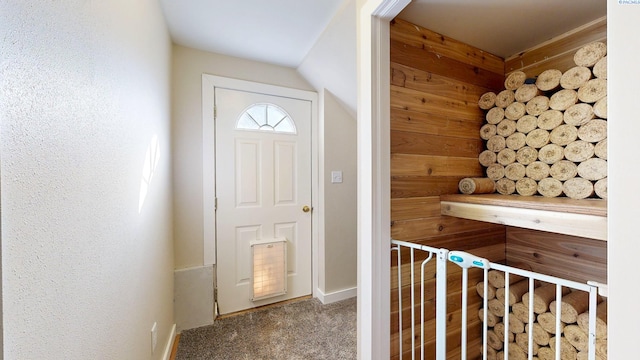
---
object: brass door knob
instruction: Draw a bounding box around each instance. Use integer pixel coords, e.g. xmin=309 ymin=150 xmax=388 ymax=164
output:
xmin=302 ymin=205 xmax=311 ymax=213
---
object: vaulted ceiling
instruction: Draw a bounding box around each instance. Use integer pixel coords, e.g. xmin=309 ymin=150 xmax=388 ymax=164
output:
xmin=158 ymin=0 xmax=345 ymax=67
xmin=159 ymin=0 xmax=606 ymax=67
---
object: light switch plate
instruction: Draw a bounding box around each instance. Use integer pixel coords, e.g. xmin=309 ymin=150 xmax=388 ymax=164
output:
xmin=331 ymin=171 xmax=343 ymax=183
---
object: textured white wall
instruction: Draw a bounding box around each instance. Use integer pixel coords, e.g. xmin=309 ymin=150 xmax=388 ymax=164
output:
xmin=1 ymin=1 xmax=174 ymax=359
xmin=171 ymin=45 xmax=314 ymax=269
xmin=298 ymin=0 xmax=358 ymax=298
xmin=298 ymin=0 xmax=357 ymax=117
xmin=322 ymin=90 xmax=358 ymax=294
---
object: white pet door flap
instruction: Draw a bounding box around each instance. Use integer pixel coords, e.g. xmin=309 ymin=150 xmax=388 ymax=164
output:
xmin=250 ymin=237 xmax=287 ymax=301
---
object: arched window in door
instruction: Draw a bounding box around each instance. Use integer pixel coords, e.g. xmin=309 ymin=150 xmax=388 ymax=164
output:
xmin=236 ymin=103 xmax=296 ymax=134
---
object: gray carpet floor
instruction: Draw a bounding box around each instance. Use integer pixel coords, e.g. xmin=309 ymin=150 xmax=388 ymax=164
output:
xmin=175 ymin=297 xmax=357 ymax=360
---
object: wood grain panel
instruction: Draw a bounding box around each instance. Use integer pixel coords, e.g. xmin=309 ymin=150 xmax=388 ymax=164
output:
xmin=391 ymin=18 xmax=504 ymax=75
xmin=391 ymin=336 xmax=483 ymax=360
xmin=389 ymin=17 xmax=506 ymax=360
xmin=505 ymin=17 xmax=606 ymax=74
xmin=402 ymin=227 xmax=506 ymax=253
xmin=391 ymin=108 xmax=481 ymax=139
xmin=391 ymin=131 xmax=484 ymax=157
xmin=505 ymin=227 xmax=607 ymax=283
xmin=391 ymin=196 xmax=442 ymax=221
xmin=391 ymin=85 xmax=485 ymax=122
xmin=441 ymin=200 xmax=607 ymax=241
xmin=392 ymin=216 xmax=504 ymax=242
xmin=391 ymin=176 xmax=461 ymax=198
xmin=391 ymin=315 xmax=483 ymax=360
xmin=391 ymin=63 xmax=494 ymax=105
xmin=391 ymin=297 xmax=482 ymax=344
xmin=440 ymin=194 xmax=607 ymax=217
xmin=512 ymin=52 xmax=582 ymax=77
xmin=391 ymin=39 xmax=505 ymax=90
xmin=391 ymin=154 xmax=483 ymax=177
xmin=389 ymin=15 xmax=608 ymax=360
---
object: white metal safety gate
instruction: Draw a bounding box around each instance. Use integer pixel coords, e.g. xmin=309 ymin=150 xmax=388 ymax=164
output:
xmin=391 ymin=239 xmax=607 ymax=360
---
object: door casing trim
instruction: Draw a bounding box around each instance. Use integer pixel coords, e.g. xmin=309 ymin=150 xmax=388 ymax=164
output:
xmin=201 ymin=74 xmax=319 ymax=299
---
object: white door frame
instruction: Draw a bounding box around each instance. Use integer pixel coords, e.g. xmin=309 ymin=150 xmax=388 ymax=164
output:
xmin=357 ymin=0 xmax=410 ymax=359
xmin=202 ymin=74 xmax=319 ymax=299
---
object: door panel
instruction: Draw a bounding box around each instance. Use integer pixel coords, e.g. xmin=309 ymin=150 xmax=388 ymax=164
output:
xmin=215 ymin=88 xmax=312 ymax=314
xmin=236 ymin=140 xmax=261 ymax=206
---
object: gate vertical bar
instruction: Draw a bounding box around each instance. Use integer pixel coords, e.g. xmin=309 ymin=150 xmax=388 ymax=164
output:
xmin=527 ymin=278 xmax=535 ymax=360
xmin=588 ymin=285 xmax=598 ymax=360
xmin=482 ymin=269 xmax=488 ymax=360
xmin=461 ymin=267 xmax=469 ymax=360
xmin=410 ymin=248 xmax=416 ymax=360
xmin=555 ymin=285 xmax=563 ymax=360
xmin=436 ymin=249 xmax=448 ymax=360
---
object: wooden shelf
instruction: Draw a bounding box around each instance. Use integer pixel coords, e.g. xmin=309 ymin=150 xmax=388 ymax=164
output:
xmin=440 ymin=194 xmax=607 ymax=241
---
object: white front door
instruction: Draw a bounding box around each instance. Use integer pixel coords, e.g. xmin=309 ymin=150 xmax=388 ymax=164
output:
xmin=215 ymin=87 xmax=312 ymax=314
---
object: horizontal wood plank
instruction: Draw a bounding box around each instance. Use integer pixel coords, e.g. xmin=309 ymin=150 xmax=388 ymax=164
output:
xmin=391 ymin=108 xmax=482 ymax=139
xmin=391 ymin=85 xmax=485 ymax=122
xmin=440 ymin=200 xmax=607 ymax=241
xmin=392 ymin=216 xmax=498 ymax=241
xmin=391 ymin=62 xmax=495 ymax=105
xmin=391 ymin=196 xmax=442 ymax=221
xmin=392 ymin=216 xmax=505 ymax=242
xmin=440 ymin=194 xmax=607 ymax=216
xmin=505 ymin=227 xmax=607 ymax=283
xmin=506 ymin=227 xmax=607 ymax=264
xmin=398 ymin=227 xmax=506 ymax=253
xmin=391 ymin=176 xmax=461 ymax=198
xmin=391 ymin=296 xmax=482 ymax=343
xmin=391 ymin=39 xmax=505 ymax=90
xmin=391 ymin=130 xmax=484 ymax=157
xmin=391 ymin=17 xmax=504 ymax=75
xmin=391 ymin=313 xmax=483 ymax=360
xmin=391 ymin=153 xmax=483 ymax=177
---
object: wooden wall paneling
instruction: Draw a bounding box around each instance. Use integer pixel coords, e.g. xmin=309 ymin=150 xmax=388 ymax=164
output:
xmin=390 ymin=16 xmax=506 ymax=360
xmin=391 ymin=196 xmax=442 ymax=221
xmin=505 ymin=16 xmax=607 ymax=75
xmin=391 ymin=39 xmax=504 ymax=90
xmin=391 ymin=302 xmax=483 ymax=359
xmin=391 ymin=85 xmax=485 ymax=122
xmin=391 ymin=63 xmax=495 ymax=106
xmin=391 ymin=18 xmax=504 ymax=75
xmin=391 ymin=154 xmax=483 ymax=177
xmin=505 ymin=227 xmax=607 ymax=284
xmin=391 ymin=320 xmax=484 ymax=360
xmin=391 ymin=131 xmax=484 ymax=157
xmin=392 ymin=216 xmax=504 ymax=242
xmin=391 ymin=176 xmax=462 ymax=198
xmin=390 ymin=12 xmax=608 ymax=360
xmin=390 ymin=109 xmax=481 ymax=139
xmin=402 ymin=227 xmax=506 ymax=252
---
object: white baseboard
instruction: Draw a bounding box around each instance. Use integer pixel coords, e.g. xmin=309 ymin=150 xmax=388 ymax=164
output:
xmin=162 ymin=323 xmax=177 ymax=360
xmin=317 ymin=286 xmax=357 ymax=304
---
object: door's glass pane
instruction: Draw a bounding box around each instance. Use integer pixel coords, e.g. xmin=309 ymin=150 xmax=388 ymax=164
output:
xmin=236 ymin=103 xmax=296 ymax=134
xmin=238 ymin=113 xmax=260 ymax=130
xmin=274 ymin=120 xmax=295 ymax=133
